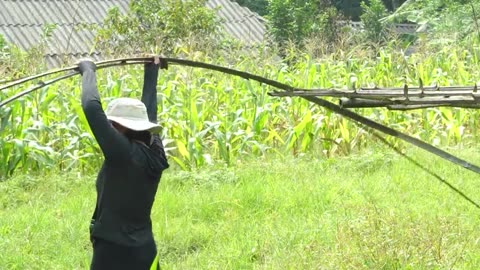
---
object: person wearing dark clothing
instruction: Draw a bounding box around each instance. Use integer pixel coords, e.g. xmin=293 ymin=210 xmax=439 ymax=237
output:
xmin=78 ymin=56 xmax=169 ymax=270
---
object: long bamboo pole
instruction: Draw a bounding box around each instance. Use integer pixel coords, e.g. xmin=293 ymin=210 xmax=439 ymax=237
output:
xmin=339 ymin=97 xmax=480 ymax=109
xmin=270 ymin=88 xmax=480 ymax=99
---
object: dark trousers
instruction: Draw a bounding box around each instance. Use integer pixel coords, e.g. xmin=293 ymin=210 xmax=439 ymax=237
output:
xmin=90 ymin=238 xmax=160 ymax=270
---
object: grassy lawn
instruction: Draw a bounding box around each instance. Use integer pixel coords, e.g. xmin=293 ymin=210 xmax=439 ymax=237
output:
xmin=1 ymin=145 xmax=479 ymax=269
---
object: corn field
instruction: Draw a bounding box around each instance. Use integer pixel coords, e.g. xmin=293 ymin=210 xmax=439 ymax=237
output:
xmin=2 ymin=44 xmax=480 ymax=178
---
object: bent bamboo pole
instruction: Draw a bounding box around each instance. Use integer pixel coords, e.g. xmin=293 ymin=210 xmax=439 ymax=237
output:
xmin=0 ymin=60 xmax=151 ymax=107
xmin=0 ymin=57 xmax=153 ymax=91
xmin=339 ymin=97 xmax=480 ymax=109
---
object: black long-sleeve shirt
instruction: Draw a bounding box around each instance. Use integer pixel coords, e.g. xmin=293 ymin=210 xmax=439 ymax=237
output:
xmin=81 ymin=62 xmax=169 ymax=246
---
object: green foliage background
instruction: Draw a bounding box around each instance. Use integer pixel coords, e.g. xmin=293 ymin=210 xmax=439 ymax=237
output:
xmin=2 ymin=0 xmax=480 ymax=178
xmin=2 ymin=1 xmax=480 ymax=268
xmin=95 ymin=0 xmax=223 ymax=55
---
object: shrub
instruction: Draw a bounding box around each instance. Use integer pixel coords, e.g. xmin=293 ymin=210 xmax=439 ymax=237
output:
xmin=267 ymin=0 xmax=340 ymax=53
xmin=360 ymin=0 xmax=391 ymax=43
xmin=95 ymin=0 xmax=223 ymax=55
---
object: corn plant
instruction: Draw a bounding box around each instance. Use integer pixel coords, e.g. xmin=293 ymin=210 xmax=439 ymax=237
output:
xmin=2 ymin=41 xmax=480 ymax=179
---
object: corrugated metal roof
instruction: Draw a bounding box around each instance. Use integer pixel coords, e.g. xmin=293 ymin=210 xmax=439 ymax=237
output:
xmin=0 ymin=0 xmax=266 ymax=67
xmin=0 ymin=0 xmax=130 ymax=25
xmin=0 ymin=24 xmax=98 ymax=54
xmin=206 ymin=0 xmax=266 ymax=44
xmin=0 ymin=0 xmax=130 ymax=67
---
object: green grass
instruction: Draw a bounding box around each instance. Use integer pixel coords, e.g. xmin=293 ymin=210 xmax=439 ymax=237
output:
xmin=1 ymin=144 xmax=480 ymax=269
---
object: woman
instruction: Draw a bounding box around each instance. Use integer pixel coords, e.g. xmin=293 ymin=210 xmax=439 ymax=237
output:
xmin=78 ymin=56 xmax=169 ymax=269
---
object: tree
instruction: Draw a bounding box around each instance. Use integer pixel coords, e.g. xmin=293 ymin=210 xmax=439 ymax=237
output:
xmin=333 ymin=0 xmax=406 ymax=20
xmin=95 ymin=0 xmax=222 ymax=55
xmin=267 ymin=0 xmax=337 ymax=49
xmin=360 ymin=0 xmax=390 ymax=42
xmin=383 ymin=0 xmax=480 ymax=41
xmin=232 ymin=0 xmax=268 ymax=16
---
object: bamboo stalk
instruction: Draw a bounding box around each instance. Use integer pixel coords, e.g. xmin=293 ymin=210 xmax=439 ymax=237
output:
xmin=339 ymin=97 xmax=480 ymax=109
xmin=359 ymin=85 xmax=476 ymax=91
xmin=0 ymin=60 xmax=151 ymax=108
xmin=339 ymin=98 xmax=393 ymax=108
xmin=270 ymin=89 xmax=480 ymax=99
xmin=387 ymin=104 xmax=480 ymax=110
xmin=391 ymin=96 xmax=479 ymax=103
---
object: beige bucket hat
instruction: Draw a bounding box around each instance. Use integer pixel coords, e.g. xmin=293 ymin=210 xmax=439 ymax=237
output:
xmin=106 ymin=98 xmax=161 ymax=133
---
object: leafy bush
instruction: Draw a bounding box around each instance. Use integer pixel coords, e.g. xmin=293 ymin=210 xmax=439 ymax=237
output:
xmin=360 ymin=0 xmax=391 ymax=43
xmin=267 ymin=0 xmax=340 ymax=52
xmin=383 ymin=0 xmax=480 ymax=42
xmin=0 ymin=34 xmax=8 ymax=58
xmin=0 ymin=36 xmax=48 ymax=80
xmin=95 ymin=0 xmax=223 ymax=55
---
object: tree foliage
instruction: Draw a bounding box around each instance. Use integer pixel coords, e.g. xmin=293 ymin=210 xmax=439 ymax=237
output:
xmin=383 ymin=0 xmax=480 ymax=42
xmin=267 ymin=0 xmax=339 ymax=49
xmin=95 ymin=0 xmax=223 ymax=55
xmin=233 ymin=0 xmax=405 ymax=19
xmin=333 ymin=0 xmax=406 ymax=20
xmin=360 ymin=0 xmax=390 ymax=42
xmin=232 ymin=0 xmax=268 ymax=15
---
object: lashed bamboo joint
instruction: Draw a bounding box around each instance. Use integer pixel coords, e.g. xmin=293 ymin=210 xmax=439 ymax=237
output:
xmin=269 ymin=84 xmax=480 ymax=110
